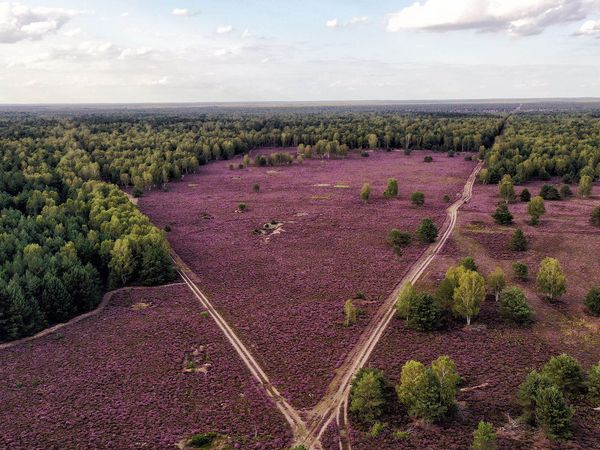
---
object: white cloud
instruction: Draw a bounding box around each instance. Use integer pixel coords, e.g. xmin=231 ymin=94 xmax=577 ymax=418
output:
xmin=386 ymin=0 xmax=600 ymax=36
xmin=216 ymin=25 xmax=233 ymax=34
xmin=142 ymin=76 xmax=169 ymax=86
xmin=326 ymin=18 xmax=339 ymax=28
xmin=118 ymin=46 xmax=153 ymax=60
xmin=0 ymin=2 xmax=81 ymax=43
xmin=62 ymin=27 xmax=80 ymax=37
xmin=241 ymin=28 xmax=251 ymax=38
xmin=576 ymin=18 xmax=600 ymax=35
xmin=172 ymin=8 xmax=188 ymax=17
xmin=326 ymin=16 xmax=369 ymax=29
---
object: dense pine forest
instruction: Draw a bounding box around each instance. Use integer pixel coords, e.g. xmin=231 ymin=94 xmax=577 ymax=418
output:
xmin=1 ymin=107 xmax=599 ymax=341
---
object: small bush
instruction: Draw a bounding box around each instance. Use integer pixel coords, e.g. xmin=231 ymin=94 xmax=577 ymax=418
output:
xmin=460 ymin=256 xmax=478 ymax=272
xmin=464 ymin=155 xmax=472 ymax=161
xmin=393 ymin=429 xmax=410 ymax=440
xmin=540 ymin=184 xmax=561 ymax=201
xmin=349 ymin=368 xmax=392 ymax=425
xmin=384 ymin=178 xmax=399 ymax=198
xmin=424 ymin=156 xmax=433 ymax=163
xmin=560 ymin=185 xmax=573 ymax=199
xmin=238 ymin=203 xmax=247 ymax=212
xmin=512 ymin=262 xmax=529 ymax=280
xmin=509 ymin=229 xmax=528 ymax=251
xmin=407 ymin=293 xmax=442 ymax=331
xmin=417 ymin=218 xmax=438 ymax=243
xmin=535 ymin=386 xmax=574 ymax=442
xmin=584 ymin=287 xmax=600 ymax=315
xmin=417 ymin=217 xmax=438 ymax=244
xmin=411 ymin=191 xmax=425 ymax=206
xmin=542 ymin=354 xmax=585 ymax=395
xmin=492 ymin=203 xmax=513 ymax=225
xmin=360 ymin=183 xmax=371 ymax=203
xmin=344 ymin=299 xmax=357 ymax=327
xmin=472 ymin=420 xmax=497 ymax=450
xmin=520 ymin=188 xmax=531 ymax=202
xmin=354 ymin=290 xmax=365 ymax=300
xmin=361 ymin=151 xmax=370 ymax=157
xmin=187 ymin=432 xmax=219 ymax=448
xmin=132 ymin=187 xmax=143 ymax=198
xmin=500 ymin=287 xmax=533 ymax=324
xmin=443 ymin=194 xmax=451 ymax=203
xmin=254 ymin=155 xmax=267 ymax=166
xmin=368 ymin=421 xmax=387 ymax=438
xmin=447 ymin=150 xmax=455 ymax=157
xmin=588 ymin=362 xmax=600 ymax=406
xmin=518 ymin=370 xmax=554 ymax=424
xmin=252 ymin=183 xmax=260 ymax=193
xmin=163 ymin=224 xmax=172 ymax=232
xmin=591 ymin=206 xmax=600 ymax=227
xmin=388 ymin=229 xmax=412 ymax=255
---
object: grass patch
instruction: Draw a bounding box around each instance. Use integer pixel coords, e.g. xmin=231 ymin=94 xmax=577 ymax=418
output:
xmin=186 ymin=432 xmax=219 ymax=448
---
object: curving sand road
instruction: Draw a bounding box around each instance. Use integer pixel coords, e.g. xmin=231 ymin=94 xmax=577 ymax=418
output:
xmin=298 ymin=161 xmax=483 ymax=450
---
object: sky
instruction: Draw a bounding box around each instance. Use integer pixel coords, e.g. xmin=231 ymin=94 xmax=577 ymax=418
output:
xmin=1 ymin=0 xmax=600 ymax=103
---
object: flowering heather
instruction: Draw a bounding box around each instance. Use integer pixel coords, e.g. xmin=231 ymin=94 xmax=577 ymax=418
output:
xmin=139 ymin=149 xmax=475 ymax=408
xmin=0 ymin=284 xmax=291 ymax=449
xmin=350 ymin=179 xmax=600 ymax=449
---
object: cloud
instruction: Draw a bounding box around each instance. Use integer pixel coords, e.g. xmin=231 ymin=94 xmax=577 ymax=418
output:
xmin=326 ymin=18 xmax=339 ymax=28
xmin=118 ymin=46 xmax=154 ymax=60
xmin=172 ymin=8 xmax=188 ymax=17
xmin=326 ymin=16 xmax=369 ymax=29
xmin=386 ymin=0 xmax=600 ymax=36
xmin=576 ymin=18 xmax=600 ymax=35
xmin=0 ymin=2 xmax=81 ymax=43
xmin=62 ymin=27 xmax=80 ymax=37
xmin=216 ymin=25 xmax=233 ymax=34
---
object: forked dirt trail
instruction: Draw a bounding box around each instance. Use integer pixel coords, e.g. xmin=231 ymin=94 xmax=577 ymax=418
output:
xmin=299 ymin=161 xmax=483 ymax=450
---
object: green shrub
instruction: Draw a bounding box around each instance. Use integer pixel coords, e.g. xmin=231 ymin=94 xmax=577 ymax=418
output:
xmin=361 ymin=151 xmax=370 ymax=157
xmin=492 ymin=203 xmax=513 ymax=225
xmin=443 ymin=194 xmax=451 ymax=203
xmin=368 ymin=421 xmax=387 ymax=438
xmin=499 ymin=287 xmax=533 ymax=324
xmin=540 ymin=184 xmax=561 ymax=200
xmin=354 ymin=290 xmax=365 ymax=300
xmin=535 ymin=386 xmax=574 ymax=442
xmin=417 ymin=218 xmax=438 ymax=243
xmin=584 ymin=287 xmax=600 ymax=315
xmin=542 ymin=354 xmax=585 ymax=395
xmin=238 ymin=203 xmax=247 ymax=212
xmin=460 ymin=256 xmax=478 ymax=272
xmin=512 ymin=262 xmax=529 ymax=280
xmin=163 ymin=224 xmax=172 ymax=232
xmin=472 ymin=421 xmax=497 ymax=450
xmin=407 ymin=293 xmax=442 ymax=331
xmin=349 ymin=368 xmax=392 ymax=425
xmin=360 ymin=183 xmax=371 ymax=202
xmin=388 ymin=229 xmax=412 ymax=255
xmin=588 ymin=362 xmax=600 ymax=406
xmin=447 ymin=150 xmax=455 ymax=157
xmin=393 ymin=429 xmax=410 ymax=440
xmin=520 ymin=188 xmax=531 ymax=202
xmin=424 ymin=156 xmax=433 ymax=163
xmin=384 ymin=178 xmax=398 ymax=198
xmin=344 ymin=299 xmax=357 ymax=327
xmin=187 ymin=432 xmax=219 ymax=448
xmin=509 ymin=229 xmax=527 ymax=251
xmin=592 ymin=206 xmax=600 ymax=227
xmin=132 ymin=186 xmax=143 ymax=198
xmin=252 ymin=183 xmax=260 ymax=193
xmin=560 ymin=185 xmax=573 ymax=198
xmin=518 ymin=370 xmax=554 ymax=424
xmin=411 ymin=191 xmax=425 ymax=206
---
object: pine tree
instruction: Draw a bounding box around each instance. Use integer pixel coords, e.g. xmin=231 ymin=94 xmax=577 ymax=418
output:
xmin=509 ymin=229 xmax=528 ymax=251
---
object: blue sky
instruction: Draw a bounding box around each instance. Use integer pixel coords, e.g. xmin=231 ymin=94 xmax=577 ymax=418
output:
xmin=1 ymin=0 xmax=599 ymax=103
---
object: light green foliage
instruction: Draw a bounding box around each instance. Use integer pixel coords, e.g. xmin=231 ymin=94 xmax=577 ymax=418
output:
xmin=579 ymin=175 xmax=593 ymax=198
xmin=472 ymin=421 xmax=497 ymax=450
xmin=360 ymin=183 xmax=371 ymax=203
xmin=528 ymin=196 xmax=546 ymax=225
xmin=431 ymin=355 xmax=461 ymax=406
xmin=453 ymin=270 xmax=486 ymax=325
xmin=512 ymin=262 xmax=529 ymax=280
xmin=368 ymin=421 xmax=387 ymax=438
xmin=499 ymin=175 xmax=516 ymax=203
xmin=344 ymin=299 xmax=357 ymax=327
xmin=499 ymin=287 xmax=533 ymax=324
xmin=536 ymin=257 xmax=566 ymax=301
xmin=396 ymin=282 xmax=417 ymax=321
xmin=349 ymin=368 xmax=389 ymax=425
xmin=486 ymin=267 xmax=506 ymax=302
xmin=384 ymin=178 xmax=398 ymax=198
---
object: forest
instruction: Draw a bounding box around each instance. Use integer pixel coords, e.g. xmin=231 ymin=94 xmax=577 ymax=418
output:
xmin=1 ymin=108 xmax=599 ymax=342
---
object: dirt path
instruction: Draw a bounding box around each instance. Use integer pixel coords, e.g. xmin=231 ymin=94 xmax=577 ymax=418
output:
xmin=298 ymin=161 xmax=483 ymax=450
xmin=170 ymin=252 xmax=315 ymax=448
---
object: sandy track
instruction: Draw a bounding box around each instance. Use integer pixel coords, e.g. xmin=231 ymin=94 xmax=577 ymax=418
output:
xmin=298 ymin=161 xmax=483 ymax=450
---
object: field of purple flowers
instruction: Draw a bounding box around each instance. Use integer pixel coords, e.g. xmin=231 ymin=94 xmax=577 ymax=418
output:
xmin=0 ymin=284 xmax=291 ymax=449
xmin=139 ymin=149 xmax=476 ymax=408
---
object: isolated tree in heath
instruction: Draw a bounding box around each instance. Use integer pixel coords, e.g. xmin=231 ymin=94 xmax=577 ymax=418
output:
xmin=591 ymin=205 xmax=600 ymax=227
xmin=487 ymin=267 xmax=506 ymax=302
xmin=411 ymin=191 xmax=425 ymax=206
xmin=344 ymin=299 xmax=357 ymax=327
xmin=472 ymin=421 xmax=497 ymax=450
xmin=509 ymin=229 xmax=528 ymax=251
xmin=384 ymin=178 xmax=398 ymax=198
xmin=396 ymin=282 xmax=418 ymax=321
xmin=584 ymin=287 xmax=600 ymax=315
xmin=528 ymin=196 xmax=546 ymax=225
xmin=520 ymin=188 xmax=531 ymax=202
xmin=360 ymin=183 xmax=371 ymax=203
xmin=536 ymin=257 xmax=566 ymax=302
xmin=579 ymin=175 xmax=593 ymax=198
xmin=349 ymin=368 xmax=386 ymax=424
xmin=499 ymin=174 xmax=516 ymax=203
xmin=417 ymin=218 xmax=438 ymax=243
xmin=453 ymin=270 xmax=486 ymax=325
xmin=492 ymin=203 xmax=513 ymax=225
xmin=499 ymin=286 xmax=533 ymax=324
